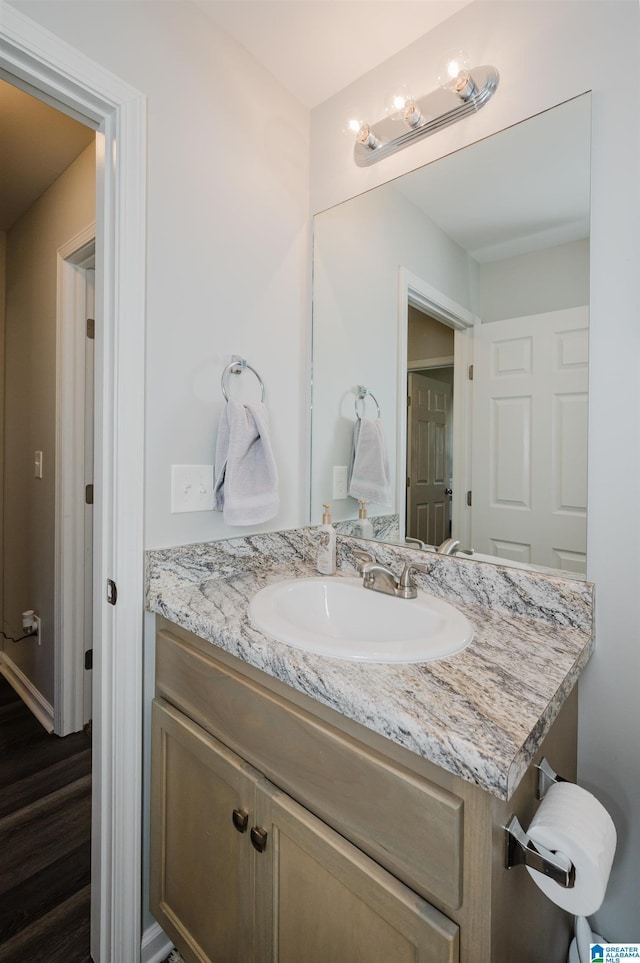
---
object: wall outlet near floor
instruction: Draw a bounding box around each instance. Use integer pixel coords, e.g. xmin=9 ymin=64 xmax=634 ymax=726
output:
xmin=22 ymin=610 xmax=41 ymax=644
xmin=171 ymin=465 xmax=215 ymax=513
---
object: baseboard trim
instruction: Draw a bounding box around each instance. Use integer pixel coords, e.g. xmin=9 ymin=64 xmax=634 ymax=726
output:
xmin=0 ymin=652 xmax=54 ymax=733
xmin=141 ymin=920 xmax=172 ymax=963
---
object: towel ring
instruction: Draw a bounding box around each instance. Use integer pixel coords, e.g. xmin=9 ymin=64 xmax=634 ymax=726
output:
xmin=355 ymin=385 xmax=381 ymax=419
xmin=221 ymin=356 xmax=265 ymax=402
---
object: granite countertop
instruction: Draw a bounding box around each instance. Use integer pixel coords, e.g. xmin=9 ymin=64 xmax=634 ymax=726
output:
xmin=146 ymin=528 xmax=595 ymax=801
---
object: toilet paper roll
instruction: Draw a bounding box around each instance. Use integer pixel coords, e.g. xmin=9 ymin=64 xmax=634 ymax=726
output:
xmin=526 ymin=781 xmax=616 ymax=915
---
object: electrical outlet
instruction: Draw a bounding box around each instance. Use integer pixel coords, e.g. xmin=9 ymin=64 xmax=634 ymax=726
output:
xmin=34 ymin=615 xmax=41 ymax=646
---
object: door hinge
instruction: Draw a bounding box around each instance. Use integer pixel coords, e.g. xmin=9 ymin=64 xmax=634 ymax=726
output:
xmin=86 ymin=318 xmax=95 ymax=340
xmin=407 ymin=395 xmax=412 ymax=407
xmin=466 ymin=490 xmax=472 ymax=507
xmin=84 ymin=649 xmax=93 ymax=670
xmin=85 ymin=483 xmax=94 ymax=505
xmin=468 ymin=364 xmax=474 ymax=380
xmin=106 ymin=579 xmax=118 ymax=606
xmin=407 ymin=476 xmax=411 ymax=488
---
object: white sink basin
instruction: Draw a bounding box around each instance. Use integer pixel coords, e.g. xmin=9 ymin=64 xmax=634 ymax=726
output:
xmin=248 ymin=576 xmax=473 ymax=663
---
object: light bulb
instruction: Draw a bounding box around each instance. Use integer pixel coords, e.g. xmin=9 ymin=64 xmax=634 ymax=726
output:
xmin=384 ymin=84 xmax=412 ymax=119
xmin=384 ymin=85 xmax=425 ymax=129
xmin=343 ymin=111 xmax=365 ymax=136
xmin=345 ymin=116 xmax=362 ymax=134
xmin=355 ymin=123 xmax=381 ymax=150
xmin=403 ymin=100 xmax=424 ymax=129
xmin=437 ymin=49 xmax=477 ymax=101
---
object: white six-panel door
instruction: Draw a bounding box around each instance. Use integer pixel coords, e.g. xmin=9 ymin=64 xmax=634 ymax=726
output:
xmin=471 ymin=306 xmax=588 ymax=574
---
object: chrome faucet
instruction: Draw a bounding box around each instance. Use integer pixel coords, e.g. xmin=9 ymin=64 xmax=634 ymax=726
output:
xmin=361 ymin=563 xmax=401 ymax=596
xmin=436 ymin=538 xmax=474 ymax=557
xmin=404 ymin=536 xmax=435 ymax=552
xmin=397 ymin=561 xmax=432 ymax=598
xmin=360 ymin=560 xmax=431 ymax=600
xmin=351 ymin=549 xmax=375 ymax=572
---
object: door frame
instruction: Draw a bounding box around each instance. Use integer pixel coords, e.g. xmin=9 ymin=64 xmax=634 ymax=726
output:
xmin=396 ymin=268 xmax=478 ymax=548
xmin=1 ymin=5 xmax=147 ymax=961
xmin=56 ymin=224 xmax=95 ymax=737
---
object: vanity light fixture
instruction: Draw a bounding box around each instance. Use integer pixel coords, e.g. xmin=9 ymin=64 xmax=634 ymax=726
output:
xmin=352 ymin=56 xmax=499 ymax=167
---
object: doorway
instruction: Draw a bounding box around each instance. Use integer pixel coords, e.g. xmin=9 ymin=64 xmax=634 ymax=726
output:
xmin=1 ymin=6 xmax=146 ymax=961
xmin=0 ymin=78 xmax=95 ymax=735
xmin=406 ymin=369 xmax=453 ymax=546
xmin=405 ymin=306 xmax=455 ymax=546
xmin=396 ymin=268 xmax=478 ymax=550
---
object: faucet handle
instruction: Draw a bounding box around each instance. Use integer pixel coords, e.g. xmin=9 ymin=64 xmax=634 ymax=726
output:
xmin=398 ymin=561 xmax=431 ymax=597
xmin=351 ymin=549 xmax=375 ymax=573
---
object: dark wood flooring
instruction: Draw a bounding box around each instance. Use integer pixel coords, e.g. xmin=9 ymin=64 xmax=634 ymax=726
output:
xmin=0 ymin=673 xmax=92 ymax=962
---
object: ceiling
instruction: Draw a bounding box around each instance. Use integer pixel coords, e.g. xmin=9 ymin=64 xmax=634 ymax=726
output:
xmin=0 ymin=1 xmax=470 ymax=233
xmin=393 ymin=93 xmax=591 ymax=262
xmin=0 ymin=79 xmax=95 ymax=232
xmin=195 ymin=1 xmax=473 ymax=109
xmin=2 ymin=0 xmax=590 ymax=263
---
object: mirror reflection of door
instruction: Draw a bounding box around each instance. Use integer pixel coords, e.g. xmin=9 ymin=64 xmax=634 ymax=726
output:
xmin=471 ymin=306 xmax=588 ymax=574
xmin=406 ymin=308 xmax=454 ymax=546
xmin=406 ymin=372 xmax=453 ymax=544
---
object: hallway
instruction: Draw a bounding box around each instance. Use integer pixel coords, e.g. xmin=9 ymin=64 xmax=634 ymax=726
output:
xmin=0 ymin=674 xmax=91 ymax=962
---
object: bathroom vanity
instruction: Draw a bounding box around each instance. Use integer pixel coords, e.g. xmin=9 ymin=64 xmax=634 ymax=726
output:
xmin=147 ymin=530 xmax=594 ymax=963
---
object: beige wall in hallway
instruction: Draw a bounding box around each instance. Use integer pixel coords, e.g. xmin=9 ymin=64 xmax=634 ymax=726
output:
xmin=0 ymin=231 xmax=5 ymax=640
xmin=3 ymin=142 xmax=95 ymax=704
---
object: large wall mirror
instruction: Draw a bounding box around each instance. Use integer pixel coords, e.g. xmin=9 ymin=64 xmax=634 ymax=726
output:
xmin=310 ymin=93 xmax=591 ymax=577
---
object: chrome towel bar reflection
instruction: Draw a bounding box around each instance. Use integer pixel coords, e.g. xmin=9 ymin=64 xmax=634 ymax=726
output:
xmin=355 ymin=385 xmax=381 ymax=419
xmin=221 ymin=355 xmax=265 ymax=402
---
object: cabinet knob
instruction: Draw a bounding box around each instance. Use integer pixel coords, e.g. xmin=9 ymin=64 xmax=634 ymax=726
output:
xmin=232 ymin=808 xmax=249 ymax=833
xmin=250 ymin=825 xmax=268 ymax=853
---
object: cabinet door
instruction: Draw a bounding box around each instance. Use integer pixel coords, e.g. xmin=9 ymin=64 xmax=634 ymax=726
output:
xmin=150 ymin=699 xmax=260 ymax=963
xmin=256 ymin=782 xmax=459 ymax=963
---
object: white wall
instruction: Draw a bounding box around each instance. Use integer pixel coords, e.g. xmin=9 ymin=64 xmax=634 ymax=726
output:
xmin=311 ymin=0 xmax=640 ymax=940
xmin=480 ymin=238 xmax=589 ymax=322
xmin=12 ymin=0 xmax=310 ymax=551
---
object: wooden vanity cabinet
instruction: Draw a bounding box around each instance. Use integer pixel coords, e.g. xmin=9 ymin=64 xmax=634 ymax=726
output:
xmin=150 ymin=617 xmax=577 ymax=963
xmin=151 ymin=698 xmax=458 ymax=963
xmin=150 ymin=699 xmax=257 ymax=962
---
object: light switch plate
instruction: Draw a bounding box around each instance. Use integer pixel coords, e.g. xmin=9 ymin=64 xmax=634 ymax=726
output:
xmin=171 ymin=465 xmax=215 ymax=513
xmin=333 ymin=465 xmax=349 ymax=500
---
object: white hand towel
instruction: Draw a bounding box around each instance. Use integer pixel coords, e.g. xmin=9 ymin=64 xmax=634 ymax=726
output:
xmin=214 ymin=400 xmax=279 ymax=525
xmin=348 ymin=417 xmax=392 ymax=506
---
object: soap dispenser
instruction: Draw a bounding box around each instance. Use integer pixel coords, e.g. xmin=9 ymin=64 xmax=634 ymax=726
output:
xmin=353 ymin=500 xmax=374 ymax=539
xmin=317 ymin=504 xmax=336 ymax=575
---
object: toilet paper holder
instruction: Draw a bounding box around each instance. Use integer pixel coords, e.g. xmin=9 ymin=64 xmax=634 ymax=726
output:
xmin=505 ymin=757 xmax=575 ymax=888
xmin=536 ymin=757 xmax=567 ymax=799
